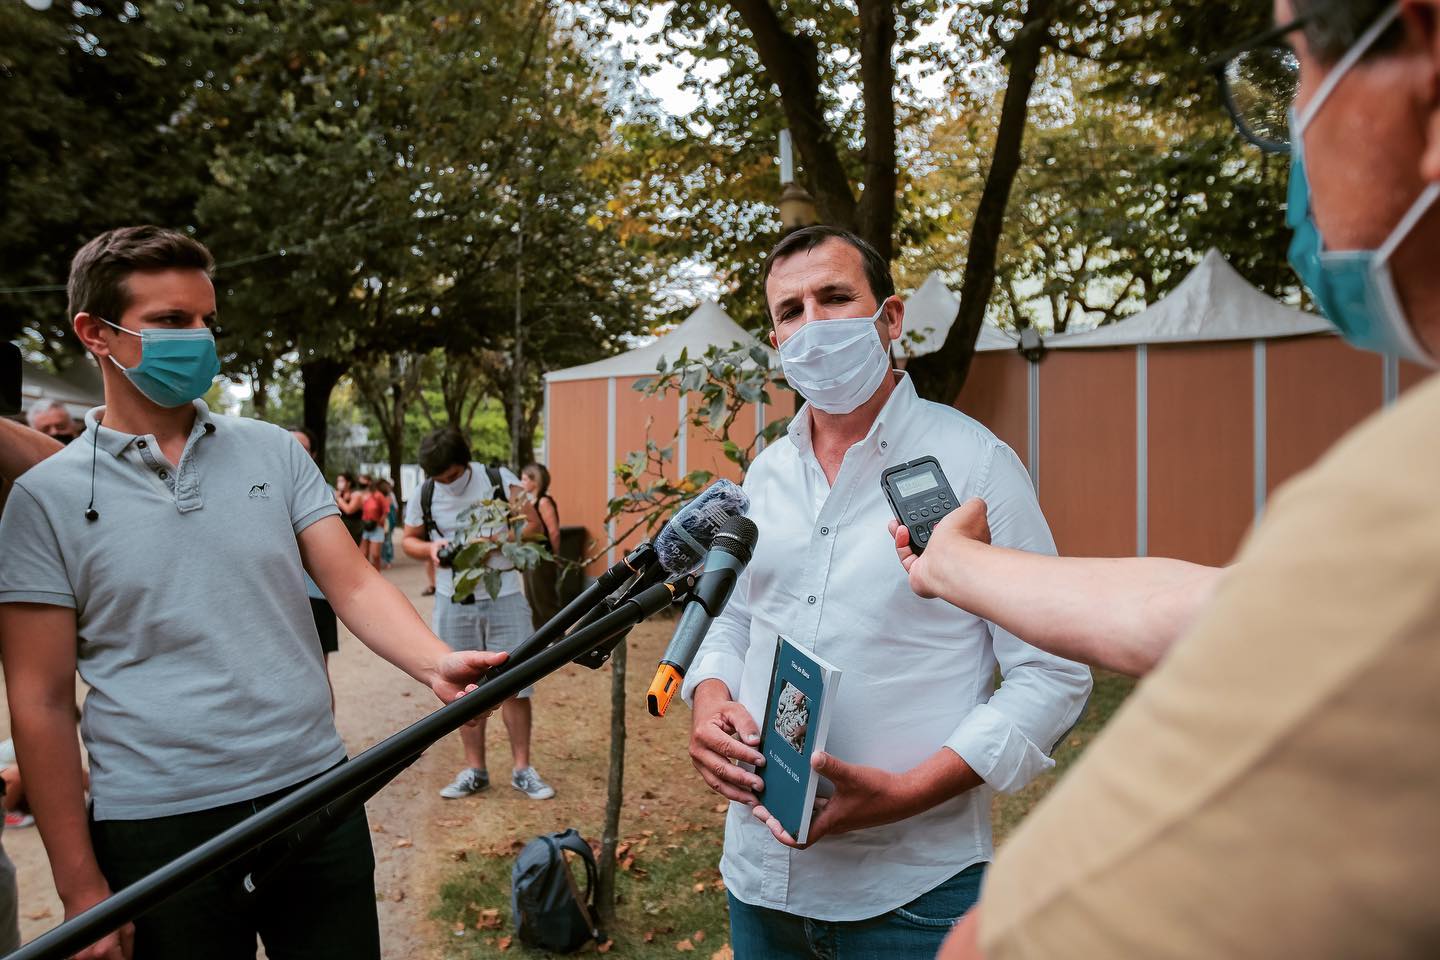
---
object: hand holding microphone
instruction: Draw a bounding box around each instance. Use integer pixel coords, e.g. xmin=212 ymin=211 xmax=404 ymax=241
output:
xmin=647 ymin=514 xmax=759 ymax=717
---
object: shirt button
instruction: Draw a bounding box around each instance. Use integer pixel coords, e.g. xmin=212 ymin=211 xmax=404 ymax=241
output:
xmin=158 ymin=470 xmax=169 ymax=479
xmin=880 ymin=440 xmax=888 ymax=450
xmin=137 ymin=440 xmax=147 ymax=448
xmin=819 ymin=527 xmax=829 ymax=536
xmin=807 ymin=595 xmax=816 ymax=604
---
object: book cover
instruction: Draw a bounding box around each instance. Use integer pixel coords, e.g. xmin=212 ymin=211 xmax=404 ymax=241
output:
xmin=757 ymin=636 xmax=842 ymax=845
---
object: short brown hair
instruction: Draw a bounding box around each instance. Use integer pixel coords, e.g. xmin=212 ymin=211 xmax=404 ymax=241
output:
xmin=761 ymin=225 xmax=894 ymax=323
xmin=418 ymin=426 xmax=471 ymax=476
xmin=68 ymin=226 xmax=215 ymax=323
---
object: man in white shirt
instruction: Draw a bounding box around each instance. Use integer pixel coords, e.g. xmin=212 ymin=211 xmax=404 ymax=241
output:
xmin=682 ymin=226 xmax=1092 ymax=959
xmin=402 ymin=427 xmax=556 ymax=801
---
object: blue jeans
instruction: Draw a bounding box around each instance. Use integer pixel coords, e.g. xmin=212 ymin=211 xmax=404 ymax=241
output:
xmin=727 ymin=862 xmax=986 ymax=960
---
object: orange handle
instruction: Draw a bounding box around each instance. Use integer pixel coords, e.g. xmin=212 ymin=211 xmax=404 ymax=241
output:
xmin=647 ymin=664 xmax=685 ymax=718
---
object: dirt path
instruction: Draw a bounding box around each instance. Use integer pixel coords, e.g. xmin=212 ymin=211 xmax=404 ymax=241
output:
xmin=5 ymin=553 xmax=713 ymax=957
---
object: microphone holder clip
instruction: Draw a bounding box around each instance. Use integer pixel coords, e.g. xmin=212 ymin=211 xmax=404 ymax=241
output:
xmin=572 ymin=573 xmax=696 ymax=670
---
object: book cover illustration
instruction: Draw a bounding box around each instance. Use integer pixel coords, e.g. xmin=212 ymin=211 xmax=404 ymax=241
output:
xmin=757 ymin=636 xmax=842 ymax=845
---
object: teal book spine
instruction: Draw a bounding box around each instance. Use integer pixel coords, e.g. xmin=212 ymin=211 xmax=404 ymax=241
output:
xmin=757 ymin=636 xmax=842 ymax=844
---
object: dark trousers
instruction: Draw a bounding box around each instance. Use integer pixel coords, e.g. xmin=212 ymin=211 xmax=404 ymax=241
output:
xmin=90 ymin=770 xmax=379 ymax=960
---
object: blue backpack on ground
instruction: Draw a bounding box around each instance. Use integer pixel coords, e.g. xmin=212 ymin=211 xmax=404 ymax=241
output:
xmin=511 ymin=828 xmax=602 ymax=953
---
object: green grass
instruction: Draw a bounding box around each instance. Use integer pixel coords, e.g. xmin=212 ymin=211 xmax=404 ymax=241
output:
xmin=434 ymin=826 xmax=732 ymax=958
xmin=434 ymin=669 xmax=1136 ymax=956
xmin=991 ymin=670 xmax=1136 ymax=842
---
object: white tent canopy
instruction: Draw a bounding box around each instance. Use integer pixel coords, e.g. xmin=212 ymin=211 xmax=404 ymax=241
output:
xmin=901 ymin=270 xmax=1018 ymax=355
xmin=1047 ymin=249 xmax=1330 ymax=349
xmin=545 ymin=300 xmax=771 ymax=383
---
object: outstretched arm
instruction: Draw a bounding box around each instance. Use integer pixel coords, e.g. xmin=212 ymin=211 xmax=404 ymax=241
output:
xmin=893 ymin=499 xmax=1222 ymax=677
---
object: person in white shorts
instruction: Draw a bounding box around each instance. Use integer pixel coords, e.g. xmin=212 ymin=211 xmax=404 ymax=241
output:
xmin=401 ymin=427 xmax=555 ymax=801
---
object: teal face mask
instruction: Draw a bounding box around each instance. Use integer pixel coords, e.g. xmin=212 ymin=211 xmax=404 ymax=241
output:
xmin=102 ymin=319 xmax=221 ymax=408
xmin=1285 ymin=4 xmax=1437 ymax=366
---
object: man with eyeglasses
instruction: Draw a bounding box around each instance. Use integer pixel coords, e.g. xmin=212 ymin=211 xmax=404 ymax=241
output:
xmin=909 ymin=2 xmax=1440 ymax=957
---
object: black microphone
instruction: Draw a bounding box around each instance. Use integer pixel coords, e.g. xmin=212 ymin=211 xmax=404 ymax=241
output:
xmin=578 ymin=478 xmax=751 ymax=619
xmin=498 ymin=479 xmax=751 ymax=673
xmin=646 ymin=514 xmax=759 ymax=717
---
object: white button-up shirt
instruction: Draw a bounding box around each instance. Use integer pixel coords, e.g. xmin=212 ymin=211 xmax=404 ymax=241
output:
xmin=682 ymin=374 xmax=1092 ymax=921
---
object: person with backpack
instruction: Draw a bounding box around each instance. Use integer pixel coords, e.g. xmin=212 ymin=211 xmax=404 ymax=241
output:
xmin=401 ymin=427 xmax=556 ymax=801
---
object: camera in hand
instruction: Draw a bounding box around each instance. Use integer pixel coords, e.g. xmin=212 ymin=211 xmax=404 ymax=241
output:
xmin=436 ymin=542 xmax=460 ymax=568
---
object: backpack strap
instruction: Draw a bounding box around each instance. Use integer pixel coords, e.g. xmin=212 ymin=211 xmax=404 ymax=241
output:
xmin=420 ymin=478 xmax=437 ymax=540
xmin=484 ymin=464 xmax=506 ymax=501
xmin=551 ymin=830 xmax=601 ymax=942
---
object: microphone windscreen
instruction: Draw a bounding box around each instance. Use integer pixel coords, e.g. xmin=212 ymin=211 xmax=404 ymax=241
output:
xmin=654 ymin=479 xmax=750 ymax=575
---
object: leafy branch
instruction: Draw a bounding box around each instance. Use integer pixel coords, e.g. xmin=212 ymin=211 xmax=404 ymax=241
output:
xmin=449 ymin=498 xmax=552 ymax=602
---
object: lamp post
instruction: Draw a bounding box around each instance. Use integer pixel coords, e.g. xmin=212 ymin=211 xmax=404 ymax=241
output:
xmin=777 ymin=130 xmax=817 ymax=231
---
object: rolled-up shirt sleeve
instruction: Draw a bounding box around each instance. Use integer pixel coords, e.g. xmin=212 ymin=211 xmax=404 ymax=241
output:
xmin=680 ymin=559 xmax=753 ymax=706
xmin=943 ymin=443 xmax=1093 ymax=793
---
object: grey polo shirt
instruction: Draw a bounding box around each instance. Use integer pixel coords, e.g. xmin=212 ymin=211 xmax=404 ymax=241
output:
xmin=0 ymin=401 xmax=346 ymax=820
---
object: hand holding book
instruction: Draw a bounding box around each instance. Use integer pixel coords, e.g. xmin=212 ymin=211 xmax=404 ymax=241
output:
xmin=752 ymin=748 xmax=985 ymax=849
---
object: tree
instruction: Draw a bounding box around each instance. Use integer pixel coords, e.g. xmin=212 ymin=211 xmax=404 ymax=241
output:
xmin=591 ymin=342 xmax=789 ymax=924
xmin=0 ymin=0 xmax=210 ymax=365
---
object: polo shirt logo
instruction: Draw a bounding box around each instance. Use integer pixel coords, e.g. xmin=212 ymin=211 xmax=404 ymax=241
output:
xmin=248 ymin=483 xmax=271 ymax=500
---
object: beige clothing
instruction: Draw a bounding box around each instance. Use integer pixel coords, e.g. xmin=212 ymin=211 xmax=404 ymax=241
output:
xmin=981 ymin=374 xmax=1440 ymax=959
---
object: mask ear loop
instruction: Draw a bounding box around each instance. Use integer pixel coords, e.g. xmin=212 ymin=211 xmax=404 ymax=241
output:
xmin=1294 ymin=4 xmax=1403 ymax=136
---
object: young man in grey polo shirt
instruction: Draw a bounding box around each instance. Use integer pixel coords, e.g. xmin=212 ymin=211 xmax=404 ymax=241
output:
xmin=0 ymin=226 xmax=503 ymax=960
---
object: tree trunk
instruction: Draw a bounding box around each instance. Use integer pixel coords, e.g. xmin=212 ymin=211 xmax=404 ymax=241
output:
xmin=250 ymin=358 xmax=269 ymax=419
xmin=388 ymin=376 xmax=406 ymax=488
xmin=907 ymin=0 xmax=1056 ymax=404
xmin=300 ymin=356 xmax=347 ymax=474
xmin=595 ymin=640 xmax=627 ymax=927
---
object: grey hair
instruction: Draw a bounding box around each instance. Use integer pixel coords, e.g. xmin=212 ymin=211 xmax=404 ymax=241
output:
xmin=26 ymin=400 xmax=69 ymax=428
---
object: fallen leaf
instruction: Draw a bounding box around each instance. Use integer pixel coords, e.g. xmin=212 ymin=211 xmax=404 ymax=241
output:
xmin=476 ymin=907 xmax=503 ymax=930
xmin=712 ymin=802 xmax=727 ymax=813
xmin=391 ymin=890 xmax=406 ymax=903
xmin=450 ymin=850 xmax=468 ymax=862
xmin=394 ymin=837 xmax=413 ymax=848
xmin=694 ymin=930 xmax=706 ymax=943
xmin=692 ymin=882 xmax=706 ymax=893
xmin=498 ymin=935 xmax=513 ymax=951
xmin=710 ymin=946 xmax=734 ymax=960
xmin=597 ymin=941 xmax=613 ymax=953
xmin=24 ymin=908 xmax=51 ymax=921
xmin=676 ymin=939 xmax=695 ymax=952
xmin=644 ymin=931 xmax=656 ymax=943
xmin=371 ymin=823 xmax=387 ymax=833
xmin=435 ymin=818 xmax=465 ymax=828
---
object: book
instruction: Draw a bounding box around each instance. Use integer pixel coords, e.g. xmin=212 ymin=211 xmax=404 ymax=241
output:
xmin=757 ymin=636 xmax=843 ymax=845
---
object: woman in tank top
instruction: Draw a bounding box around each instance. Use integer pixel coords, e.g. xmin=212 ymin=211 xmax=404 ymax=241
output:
xmin=519 ymin=463 xmax=562 ymax=630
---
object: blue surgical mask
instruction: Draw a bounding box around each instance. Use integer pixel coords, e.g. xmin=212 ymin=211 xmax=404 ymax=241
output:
xmin=102 ymin=319 xmax=221 ymax=408
xmin=1286 ymin=4 xmax=1438 ymax=366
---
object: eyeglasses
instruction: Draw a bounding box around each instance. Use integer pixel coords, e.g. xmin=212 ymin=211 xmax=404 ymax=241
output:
xmin=1208 ymin=15 xmax=1309 ymax=155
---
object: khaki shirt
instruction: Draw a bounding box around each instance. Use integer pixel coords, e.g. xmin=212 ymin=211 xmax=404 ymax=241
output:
xmin=981 ymin=374 xmax=1440 ymax=959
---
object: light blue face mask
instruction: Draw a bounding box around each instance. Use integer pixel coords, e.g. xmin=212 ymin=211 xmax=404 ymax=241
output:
xmin=1286 ymin=3 xmax=1438 ymax=366
xmin=102 ymin=318 xmax=221 ymax=408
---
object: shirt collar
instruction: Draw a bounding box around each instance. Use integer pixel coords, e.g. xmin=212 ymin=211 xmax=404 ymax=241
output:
xmin=85 ymin=400 xmax=216 ymax=459
xmin=786 ymin=370 xmax=918 ymax=460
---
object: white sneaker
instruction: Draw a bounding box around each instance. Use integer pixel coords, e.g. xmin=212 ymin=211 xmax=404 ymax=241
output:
xmin=511 ymin=766 xmax=555 ymax=800
xmin=439 ymin=767 xmax=489 ymax=799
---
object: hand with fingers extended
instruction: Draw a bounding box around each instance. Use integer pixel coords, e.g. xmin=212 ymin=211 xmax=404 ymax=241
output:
xmin=890 ymin=497 xmax=992 ymax=599
xmin=751 ymin=750 xmax=920 ymax=848
xmin=688 ymin=679 xmax=766 ymax=806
